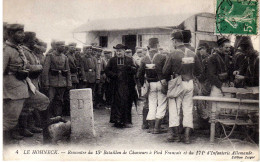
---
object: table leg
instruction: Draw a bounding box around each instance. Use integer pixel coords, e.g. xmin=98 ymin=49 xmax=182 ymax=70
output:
xmin=210 ymin=101 xmax=217 ymax=145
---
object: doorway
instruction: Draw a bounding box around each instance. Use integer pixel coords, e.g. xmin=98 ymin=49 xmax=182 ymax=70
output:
xmin=122 ymin=35 xmax=136 ymax=54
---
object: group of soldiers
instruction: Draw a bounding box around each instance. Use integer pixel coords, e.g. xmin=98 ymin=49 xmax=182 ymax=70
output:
xmin=3 ymin=22 xmax=259 ymax=145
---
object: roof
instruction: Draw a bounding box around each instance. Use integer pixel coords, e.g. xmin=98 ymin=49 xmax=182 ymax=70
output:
xmin=73 ymin=13 xmax=199 ymax=33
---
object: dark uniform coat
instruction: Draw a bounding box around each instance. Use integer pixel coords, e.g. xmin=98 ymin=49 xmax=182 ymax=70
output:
xmin=80 ymin=55 xmax=98 ymax=83
xmin=67 ymin=53 xmax=79 ymax=84
xmin=105 ymin=56 xmax=137 ymax=125
xmin=42 ymin=51 xmax=72 ymax=88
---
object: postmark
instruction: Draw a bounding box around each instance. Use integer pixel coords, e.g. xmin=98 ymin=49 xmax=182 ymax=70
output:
xmin=216 ymin=0 xmax=258 ymax=35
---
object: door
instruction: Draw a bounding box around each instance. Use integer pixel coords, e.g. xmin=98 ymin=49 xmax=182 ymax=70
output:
xmin=122 ymin=35 xmax=136 ymax=54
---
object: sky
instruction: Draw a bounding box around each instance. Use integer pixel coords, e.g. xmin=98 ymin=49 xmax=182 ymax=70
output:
xmin=3 ymin=0 xmax=259 ymax=50
xmin=3 ymin=0 xmax=215 ymax=47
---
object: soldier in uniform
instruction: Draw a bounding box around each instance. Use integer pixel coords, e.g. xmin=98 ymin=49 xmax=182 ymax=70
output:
xmin=138 ymin=38 xmax=167 ymax=134
xmin=103 ymin=50 xmax=113 ymax=108
xmin=3 ymin=24 xmax=49 ymax=142
xmin=233 ymin=36 xmax=259 ymax=87
xmin=46 ymin=39 xmax=56 ymax=55
xmin=18 ymin=32 xmax=43 ymax=137
xmin=95 ymin=47 xmax=107 ymax=108
xmin=207 ymin=38 xmax=232 ymax=98
xmin=105 ymin=44 xmax=137 ymax=128
xmin=125 ymin=49 xmax=133 ymax=58
xmin=42 ymin=41 xmax=72 ymax=117
xmin=80 ymin=45 xmax=98 ymax=105
xmin=163 ymin=30 xmax=202 ymax=144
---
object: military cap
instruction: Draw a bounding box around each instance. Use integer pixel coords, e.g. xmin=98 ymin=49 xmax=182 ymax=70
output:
xmin=148 ymin=38 xmax=159 ymax=48
xmin=170 ymin=30 xmax=183 ymax=41
xmin=239 ymin=36 xmax=252 ymax=45
xmin=197 ymin=43 xmax=209 ymax=50
xmin=6 ymin=23 xmax=24 ymax=31
xmin=24 ymin=32 xmax=36 ymax=40
xmin=126 ymin=49 xmax=132 ymax=53
xmin=217 ymin=38 xmax=230 ymax=47
xmin=182 ymin=30 xmax=192 ymax=43
xmin=55 ymin=41 xmax=65 ymax=46
xmin=68 ymin=42 xmax=77 ymax=47
xmin=103 ymin=50 xmax=112 ymax=54
xmin=113 ymin=44 xmax=127 ymax=50
xmin=83 ymin=45 xmax=92 ymax=50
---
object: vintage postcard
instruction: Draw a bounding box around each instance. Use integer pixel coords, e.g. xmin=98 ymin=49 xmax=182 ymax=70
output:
xmin=2 ymin=0 xmax=259 ymax=161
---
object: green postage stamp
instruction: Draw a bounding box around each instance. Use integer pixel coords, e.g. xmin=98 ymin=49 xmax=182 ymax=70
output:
xmin=216 ymin=0 xmax=258 ymax=35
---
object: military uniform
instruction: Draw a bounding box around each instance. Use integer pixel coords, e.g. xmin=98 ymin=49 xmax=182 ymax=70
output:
xmin=42 ymin=42 xmax=72 ymax=117
xmin=138 ymin=38 xmax=167 ymax=134
xmin=3 ymin=40 xmax=49 ymax=132
xmin=80 ymin=47 xmax=98 ymax=99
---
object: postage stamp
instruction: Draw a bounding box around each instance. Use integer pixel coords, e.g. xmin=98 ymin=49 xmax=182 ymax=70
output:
xmin=215 ymin=0 xmax=258 ymax=35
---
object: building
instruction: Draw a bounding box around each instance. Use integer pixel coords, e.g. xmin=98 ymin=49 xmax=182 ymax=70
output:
xmin=73 ymin=12 xmax=217 ymax=53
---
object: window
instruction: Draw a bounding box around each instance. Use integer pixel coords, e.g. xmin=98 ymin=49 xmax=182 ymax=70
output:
xmin=138 ymin=35 xmax=142 ymax=47
xmin=99 ymin=36 xmax=108 ymax=47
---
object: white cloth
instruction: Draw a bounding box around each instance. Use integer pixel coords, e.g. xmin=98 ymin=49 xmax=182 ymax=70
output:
xmin=168 ymin=80 xmax=194 ymax=128
xmin=146 ymin=81 xmax=167 ymax=120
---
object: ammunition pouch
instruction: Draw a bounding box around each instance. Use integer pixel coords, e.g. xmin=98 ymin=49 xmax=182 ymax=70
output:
xmin=61 ymin=70 xmax=68 ymax=77
xmin=70 ymin=67 xmax=77 ymax=73
xmin=50 ymin=69 xmax=60 ymax=76
xmin=15 ymin=70 xmax=29 ymax=80
xmin=218 ymin=72 xmax=228 ymax=81
xmin=29 ymin=70 xmax=42 ymax=79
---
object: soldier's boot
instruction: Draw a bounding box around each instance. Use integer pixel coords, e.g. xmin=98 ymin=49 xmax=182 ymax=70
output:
xmin=142 ymin=108 xmax=149 ymax=129
xmin=10 ymin=128 xmax=24 ymax=140
xmin=28 ymin=114 xmax=42 ymax=133
xmin=184 ymin=127 xmax=191 ymax=144
xmin=167 ymin=127 xmax=180 ymax=142
xmin=153 ymin=118 xmax=167 ymax=134
xmin=32 ymin=109 xmax=42 ymax=128
xmin=19 ymin=115 xmax=34 ymax=137
xmin=147 ymin=120 xmax=155 ymax=133
xmin=39 ymin=109 xmax=51 ymax=144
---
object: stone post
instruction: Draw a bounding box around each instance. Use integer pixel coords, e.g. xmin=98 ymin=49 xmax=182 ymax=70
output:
xmin=70 ymin=89 xmax=96 ymax=142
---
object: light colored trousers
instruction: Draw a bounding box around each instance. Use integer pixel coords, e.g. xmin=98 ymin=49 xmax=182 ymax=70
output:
xmin=169 ymin=80 xmax=194 ymax=128
xmin=146 ymin=81 xmax=167 ymax=120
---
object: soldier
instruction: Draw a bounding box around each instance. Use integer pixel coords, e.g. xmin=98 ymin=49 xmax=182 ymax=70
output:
xmin=19 ymin=32 xmax=43 ymax=136
xmin=3 ymin=24 xmax=49 ymax=142
xmin=125 ymin=49 xmax=133 ymax=58
xmin=67 ymin=43 xmax=79 ymax=89
xmin=163 ymin=30 xmax=202 ymax=144
xmin=138 ymin=38 xmax=167 ymax=134
xmin=105 ymin=44 xmax=137 ymax=128
xmin=74 ymin=47 xmax=83 ymax=88
xmin=42 ymin=41 xmax=72 ymax=117
xmin=133 ymin=49 xmax=144 ymax=67
xmin=95 ymin=47 xmax=107 ymax=108
xmin=207 ymin=38 xmax=232 ymax=97
xmin=103 ymin=50 xmax=113 ymax=108
xmin=80 ymin=45 xmax=98 ymax=105
xmin=233 ymin=36 xmax=259 ymax=87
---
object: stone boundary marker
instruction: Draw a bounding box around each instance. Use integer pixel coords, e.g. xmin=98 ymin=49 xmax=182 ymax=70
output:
xmin=70 ymin=89 xmax=96 ymax=142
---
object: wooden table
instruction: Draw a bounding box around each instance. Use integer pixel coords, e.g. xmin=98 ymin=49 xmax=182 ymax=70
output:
xmin=193 ymin=96 xmax=259 ymax=144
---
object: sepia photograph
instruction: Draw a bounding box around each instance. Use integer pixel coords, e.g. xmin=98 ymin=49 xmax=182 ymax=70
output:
xmin=2 ymin=0 xmax=259 ymax=161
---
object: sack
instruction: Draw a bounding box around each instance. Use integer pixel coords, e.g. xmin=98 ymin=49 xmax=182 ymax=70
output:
xmin=167 ymin=75 xmax=184 ymax=98
xmin=141 ymin=81 xmax=149 ymax=97
xmin=15 ymin=70 xmax=29 ymax=80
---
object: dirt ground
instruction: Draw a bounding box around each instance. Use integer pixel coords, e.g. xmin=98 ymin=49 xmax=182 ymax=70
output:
xmin=5 ymin=99 xmax=258 ymax=151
